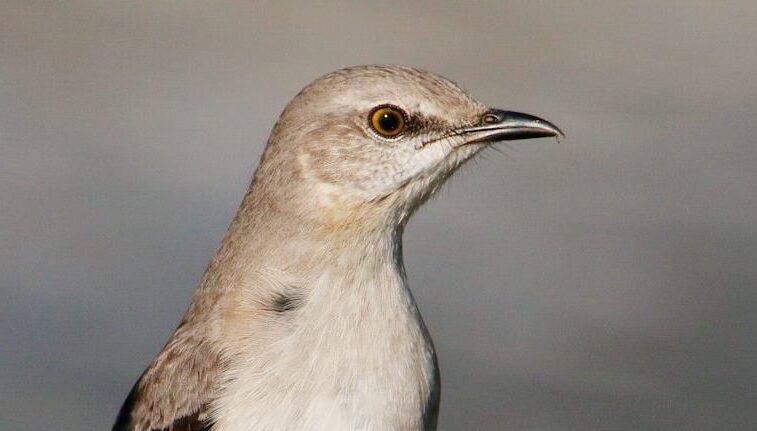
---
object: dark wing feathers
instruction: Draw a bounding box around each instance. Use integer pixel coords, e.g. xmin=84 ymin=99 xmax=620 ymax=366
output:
xmin=112 ymin=381 xmax=139 ymax=431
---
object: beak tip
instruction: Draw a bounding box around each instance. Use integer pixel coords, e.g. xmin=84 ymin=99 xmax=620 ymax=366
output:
xmin=549 ymin=124 xmax=565 ymax=140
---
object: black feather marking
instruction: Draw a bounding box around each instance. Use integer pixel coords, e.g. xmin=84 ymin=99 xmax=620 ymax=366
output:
xmin=271 ymin=291 xmax=304 ymax=313
xmin=168 ymin=411 xmax=212 ymax=431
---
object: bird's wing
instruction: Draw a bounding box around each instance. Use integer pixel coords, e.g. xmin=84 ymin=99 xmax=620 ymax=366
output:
xmin=112 ymin=322 xmax=223 ymax=431
xmin=113 ymin=381 xmax=211 ymax=431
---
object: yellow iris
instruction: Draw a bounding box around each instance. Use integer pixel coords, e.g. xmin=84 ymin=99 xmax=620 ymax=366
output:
xmin=370 ymin=106 xmax=406 ymax=138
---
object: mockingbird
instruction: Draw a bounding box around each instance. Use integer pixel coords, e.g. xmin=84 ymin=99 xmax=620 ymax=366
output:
xmin=113 ymin=65 xmax=562 ymax=431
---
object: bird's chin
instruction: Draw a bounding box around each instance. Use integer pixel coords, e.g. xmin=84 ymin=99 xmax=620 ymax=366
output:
xmin=398 ymin=143 xmax=486 ymax=204
xmin=450 ymin=141 xmax=488 ymax=163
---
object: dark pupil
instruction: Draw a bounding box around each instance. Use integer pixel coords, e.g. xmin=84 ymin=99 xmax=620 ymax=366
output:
xmin=379 ymin=112 xmax=400 ymax=132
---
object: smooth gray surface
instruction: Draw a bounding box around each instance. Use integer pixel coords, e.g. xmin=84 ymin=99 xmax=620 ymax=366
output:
xmin=2 ymin=2 xmax=756 ymax=430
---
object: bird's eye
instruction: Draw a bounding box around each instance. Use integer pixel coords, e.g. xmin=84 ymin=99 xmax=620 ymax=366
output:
xmin=369 ymin=105 xmax=406 ymax=138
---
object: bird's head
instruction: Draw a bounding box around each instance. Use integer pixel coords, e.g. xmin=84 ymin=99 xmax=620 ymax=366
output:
xmin=254 ymin=65 xmax=562 ymax=231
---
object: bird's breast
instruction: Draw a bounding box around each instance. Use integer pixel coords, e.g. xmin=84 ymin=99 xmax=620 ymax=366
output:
xmin=212 ymin=265 xmax=439 ymax=431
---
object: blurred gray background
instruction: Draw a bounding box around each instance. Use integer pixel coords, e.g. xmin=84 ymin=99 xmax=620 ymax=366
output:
xmin=2 ymin=1 xmax=756 ymax=430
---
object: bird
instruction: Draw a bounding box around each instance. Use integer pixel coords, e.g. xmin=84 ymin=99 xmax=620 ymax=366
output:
xmin=112 ymin=65 xmax=562 ymax=431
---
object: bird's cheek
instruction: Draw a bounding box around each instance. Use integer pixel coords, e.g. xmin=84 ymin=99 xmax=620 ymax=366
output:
xmin=397 ymin=144 xmax=454 ymax=181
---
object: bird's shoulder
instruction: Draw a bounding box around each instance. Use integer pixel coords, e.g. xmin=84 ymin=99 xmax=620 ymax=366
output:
xmin=112 ymin=320 xmax=223 ymax=431
xmin=113 ymin=382 xmax=212 ymax=431
xmin=113 ymin=268 xmax=305 ymax=430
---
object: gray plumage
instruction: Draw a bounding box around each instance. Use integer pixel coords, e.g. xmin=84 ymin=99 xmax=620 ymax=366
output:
xmin=113 ymin=65 xmax=562 ymax=431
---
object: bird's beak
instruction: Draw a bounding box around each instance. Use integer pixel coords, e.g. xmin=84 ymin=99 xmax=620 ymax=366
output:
xmin=455 ymin=109 xmax=564 ymax=144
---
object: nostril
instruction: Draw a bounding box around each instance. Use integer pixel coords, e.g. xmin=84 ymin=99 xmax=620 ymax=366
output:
xmin=481 ymin=112 xmax=501 ymax=125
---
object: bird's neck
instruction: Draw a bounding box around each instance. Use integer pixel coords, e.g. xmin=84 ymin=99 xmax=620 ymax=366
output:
xmin=210 ymin=190 xmax=440 ymax=430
